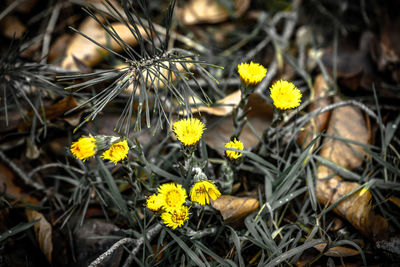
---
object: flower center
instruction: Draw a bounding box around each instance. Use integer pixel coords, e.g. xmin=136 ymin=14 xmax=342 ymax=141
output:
xmin=166 ymin=190 xmax=181 ymax=206
xmin=172 ymin=210 xmax=186 ymax=223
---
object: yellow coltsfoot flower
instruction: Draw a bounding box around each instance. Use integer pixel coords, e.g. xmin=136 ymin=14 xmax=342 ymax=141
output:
xmin=161 ymin=205 xmax=191 ymax=230
xmin=190 ymin=180 xmax=221 ymax=205
xmin=102 ymin=140 xmax=129 ymax=164
xmin=238 ymin=61 xmax=267 ymax=86
xmin=70 ymin=136 xmax=97 ymax=161
xmin=173 ymin=118 xmax=205 ymax=146
xmin=270 ymin=80 xmax=302 ymax=110
xmin=224 ymin=138 xmax=244 ymax=160
xmin=146 ymin=193 xmax=165 ymax=212
xmin=158 ymin=183 xmax=188 ymax=211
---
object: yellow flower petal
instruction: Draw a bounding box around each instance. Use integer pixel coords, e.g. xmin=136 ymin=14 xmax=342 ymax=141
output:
xmin=270 ymin=80 xmax=302 ymax=110
xmin=70 ymin=136 xmax=96 ymax=161
xmin=190 ymin=180 xmax=221 ymax=205
xmin=146 ymin=193 xmax=165 ymax=212
xmin=161 ymin=205 xmax=191 ymax=230
xmin=158 ymin=183 xmax=188 ymax=211
xmin=173 ymin=118 xmax=205 ymax=146
xmin=102 ymin=140 xmax=129 ymax=164
xmin=224 ymin=138 xmax=244 ymax=160
xmin=238 ymin=61 xmax=267 ymax=86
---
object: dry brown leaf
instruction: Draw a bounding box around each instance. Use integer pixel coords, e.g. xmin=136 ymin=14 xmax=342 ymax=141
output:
xmin=25 ymin=209 xmax=53 ymax=263
xmin=178 ymin=0 xmax=250 ymax=25
xmin=313 ymin=243 xmax=360 ymax=257
xmin=18 ymin=96 xmax=84 ymax=131
xmin=298 ymin=74 xmax=332 ymax=148
xmin=0 ymin=15 xmax=26 ymax=39
xmin=0 ymin=163 xmax=39 ymax=205
xmin=49 ymin=34 xmax=73 ymax=63
xmin=203 ymin=91 xmax=273 ymax=152
xmin=211 ymin=195 xmax=259 ymax=226
xmin=61 ymin=18 xmax=147 ymax=70
xmin=315 ymin=96 xmax=389 ymax=240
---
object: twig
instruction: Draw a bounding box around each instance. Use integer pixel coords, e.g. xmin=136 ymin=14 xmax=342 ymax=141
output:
xmin=87 ymin=222 xmax=163 ymax=267
xmin=122 ymin=222 xmax=163 ymax=267
xmin=88 ymin=237 xmax=135 ymax=267
xmin=0 ymin=150 xmax=44 ymax=191
xmin=41 ymin=2 xmax=62 ymax=63
xmin=0 ymin=0 xmax=26 ymax=22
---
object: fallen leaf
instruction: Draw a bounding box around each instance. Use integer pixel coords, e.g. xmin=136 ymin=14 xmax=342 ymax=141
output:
xmin=313 ymin=243 xmax=360 ymax=257
xmin=61 ymin=17 xmax=148 ymax=70
xmin=49 ymin=34 xmax=73 ymax=63
xmin=211 ymin=195 xmax=259 ymax=226
xmin=315 ymin=96 xmax=389 ymax=240
xmin=0 ymin=15 xmax=26 ymax=39
xmin=25 ymin=209 xmax=53 ymax=263
xmin=178 ymin=0 xmax=250 ymax=25
xmin=0 ymin=163 xmax=39 ymax=205
xmin=298 ymin=74 xmax=332 ymax=148
xmin=18 ymin=96 xmax=85 ymax=131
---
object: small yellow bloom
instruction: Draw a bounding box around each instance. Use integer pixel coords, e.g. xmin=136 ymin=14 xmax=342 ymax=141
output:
xmin=238 ymin=61 xmax=267 ymax=86
xmin=146 ymin=194 xmax=165 ymax=212
xmin=70 ymin=136 xmax=96 ymax=161
xmin=173 ymin=118 xmax=205 ymax=146
xmin=102 ymin=140 xmax=129 ymax=164
xmin=161 ymin=205 xmax=190 ymax=230
xmin=224 ymin=138 xmax=244 ymax=160
xmin=270 ymin=80 xmax=302 ymax=110
xmin=158 ymin=183 xmax=187 ymax=211
xmin=190 ymin=180 xmax=221 ymax=205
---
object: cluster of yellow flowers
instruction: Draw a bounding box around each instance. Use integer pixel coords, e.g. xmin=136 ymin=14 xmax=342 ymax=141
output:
xmin=146 ymin=181 xmax=221 ymax=229
xmin=237 ymin=61 xmax=302 ymax=110
xmin=70 ymin=136 xmax=129 ymax=164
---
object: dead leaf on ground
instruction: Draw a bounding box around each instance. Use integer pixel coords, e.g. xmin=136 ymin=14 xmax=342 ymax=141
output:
xmin=0 ymin=163 xmax=39 ymax=205
xmin=177 ymin=0 xmax=250 ymax=25
xmin=211 ymin=195 xmax=259 ymax=226
xmin=201 ymin=91 xmax=273 ymax=152
xmin=315 ymin=96 xmax=389 ymax=240
xmin=0 ymin=15 xmax=26 ymax=39
xmin=61 ymin=17 xmax=148 ymax=70
xmin=313 ymin=242 xmax=360 ymax=257
xmin=322 ymin=32 xmax=376 ymax=91
xmin=25 ymin=209 xmax=53 ymax=264
xmin=298 ymin=74 xmax=332 ymax=149
xmin=18 ymin=96 xmax=86 ymax=131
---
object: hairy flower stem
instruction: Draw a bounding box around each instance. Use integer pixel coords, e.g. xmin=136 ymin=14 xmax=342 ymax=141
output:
xmin=231 ymin=88 xmax=253 ymax=140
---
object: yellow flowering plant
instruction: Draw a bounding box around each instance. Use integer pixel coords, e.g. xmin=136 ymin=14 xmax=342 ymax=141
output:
xmin=190 ymin=180 xmax=221 ymax=205
xmin=101 ymin=139 xmax=129 ymax=164
xmin=238 ymin=61 xmax=267 ymax=86
xmin=157 ymin=183 xmax=188 ymax=212
xmin=270 ymin=80 xmax=302 ymax=110
xmin=173 ymin=118 xmax=205 ymax=146
xmin=70 ymin=136 xmax=97 ymax=161
xmin=146 ymin=193 xmax=165 ymax=212
xmin=224 ymin=139 xmax=244 ymax=160
xmin=161 ymin=205 xmax=191 ymax=230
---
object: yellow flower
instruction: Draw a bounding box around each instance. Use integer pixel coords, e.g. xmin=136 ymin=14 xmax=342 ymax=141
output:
xmin=238 ymin=61 xmax=267 ymax=86
xmin=70 ymin=136 xmax=96 ymax=161
xmin=146 ymin=194 xmax=165 ymax=212
xmin=173 ymin=118 xmax=205 ymax=146
xmin=158 ymin=183 xmax=187 ymax=211
xmin=190 ymin=180 xmax=221 ymax=205
xmin=102 ymin=140 xmax=129 ymax=164
xmin=161 ymin=205 xmax=190 ymax=230
xmin=224 ymin=138 xmax=244 ymax=160
xmin=270 ymin=80 xmax=302 ymax=110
